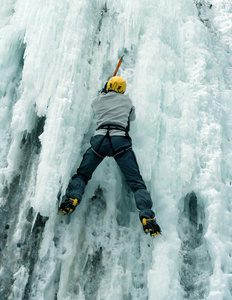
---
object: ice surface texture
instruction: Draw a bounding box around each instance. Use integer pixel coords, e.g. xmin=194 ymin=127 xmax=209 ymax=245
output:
xmin=0 ymin=0 xmax=232 ymax=299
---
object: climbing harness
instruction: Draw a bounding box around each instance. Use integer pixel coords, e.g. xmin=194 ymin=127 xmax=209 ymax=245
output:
xmin=91 ymin=124 xmax=132 ymax=158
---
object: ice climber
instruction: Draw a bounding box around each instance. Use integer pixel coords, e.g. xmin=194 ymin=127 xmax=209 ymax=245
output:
xmin=59 ymin=76 xmax=161 ymax=236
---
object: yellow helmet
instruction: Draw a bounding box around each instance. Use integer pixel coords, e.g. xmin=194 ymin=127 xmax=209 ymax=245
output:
xmin=107 ymin=76 xmax=126 ymax=94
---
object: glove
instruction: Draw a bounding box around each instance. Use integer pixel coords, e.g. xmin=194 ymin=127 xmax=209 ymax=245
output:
xmin=101 ymin=82 xmax=108 ymax=94
xmin=142 ymin=218 xmax=161 ymax=236
xmin=59 ymin=196 xmax=79 ymax=214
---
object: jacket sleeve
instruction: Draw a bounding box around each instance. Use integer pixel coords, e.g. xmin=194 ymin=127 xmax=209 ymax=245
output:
xmin=91 ymin=95 xmax=99 ymax=108
xmin=129 ymin=106 xmax=136 ymax=121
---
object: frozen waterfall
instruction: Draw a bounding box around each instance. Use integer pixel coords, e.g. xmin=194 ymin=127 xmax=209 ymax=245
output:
xmin=0 ymin=0 xmax=232 ymax=299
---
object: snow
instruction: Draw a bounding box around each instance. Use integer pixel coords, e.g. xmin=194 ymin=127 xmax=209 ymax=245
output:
xmin=0 ymin=0 xmax=232 ymax=299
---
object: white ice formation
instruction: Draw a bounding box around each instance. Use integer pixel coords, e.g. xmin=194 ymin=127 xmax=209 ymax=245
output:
xmin=0 ymin=0 xmax=232 ymax=299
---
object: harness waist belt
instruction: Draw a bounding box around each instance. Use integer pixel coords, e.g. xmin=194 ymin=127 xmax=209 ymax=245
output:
xmin=96 ymin=124 xmax=128 ymax=132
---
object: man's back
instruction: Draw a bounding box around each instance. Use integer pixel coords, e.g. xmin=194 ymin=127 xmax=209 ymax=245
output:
xmin=92 ymin=91 xmax=135 ymax=136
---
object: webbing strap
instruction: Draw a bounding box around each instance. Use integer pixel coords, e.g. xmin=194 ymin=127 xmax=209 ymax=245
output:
xmin=113 ymin=146 xmax=132 ymax=158
xmin=91 ymin=147 xmax=105 ymax=159
xmin=91 ymin=145 xmax=132 ymax=158
xmin=96 ymin=124 xmax=128 ymax=133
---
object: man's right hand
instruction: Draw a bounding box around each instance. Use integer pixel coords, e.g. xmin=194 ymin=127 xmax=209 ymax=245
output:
xmin=101 ymin=82 xmax=108 ymax=94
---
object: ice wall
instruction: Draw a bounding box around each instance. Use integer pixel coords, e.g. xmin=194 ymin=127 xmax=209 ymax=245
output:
xmin=0 ymin=0 xmax=231 ymax=299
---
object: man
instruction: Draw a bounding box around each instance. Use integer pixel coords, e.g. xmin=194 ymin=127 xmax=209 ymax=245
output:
xmin=59 ymin=76 xmax=161 ymax=236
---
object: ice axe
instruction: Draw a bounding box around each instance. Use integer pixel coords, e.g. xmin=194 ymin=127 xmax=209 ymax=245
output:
xmin=113 ymin=55 xmax=124 ymax=76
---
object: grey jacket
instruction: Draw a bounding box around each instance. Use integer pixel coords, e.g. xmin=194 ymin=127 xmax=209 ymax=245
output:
xmin=92 ymin=91 xmax=136 ymax=136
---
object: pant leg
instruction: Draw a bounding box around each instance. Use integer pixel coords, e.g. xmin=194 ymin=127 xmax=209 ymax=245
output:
xmin=66 ymin=147 xmax=103 ymax=201
xmin=114 ymin=149 xmax=155 ymax=220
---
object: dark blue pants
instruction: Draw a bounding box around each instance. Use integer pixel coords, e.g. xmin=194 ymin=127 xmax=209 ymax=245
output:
xmin=66 ymin=135 xmax=155 ymax=219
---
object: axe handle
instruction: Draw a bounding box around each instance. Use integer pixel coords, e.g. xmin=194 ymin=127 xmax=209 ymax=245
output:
xmin=113 ymin=56 xmax=124 ymax=76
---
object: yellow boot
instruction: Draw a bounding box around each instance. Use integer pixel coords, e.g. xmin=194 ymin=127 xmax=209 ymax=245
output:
xmin=59 ymin=196 xmax=79 ymax=214
xmin=142 ymin=218 xmax=161 ymax=236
